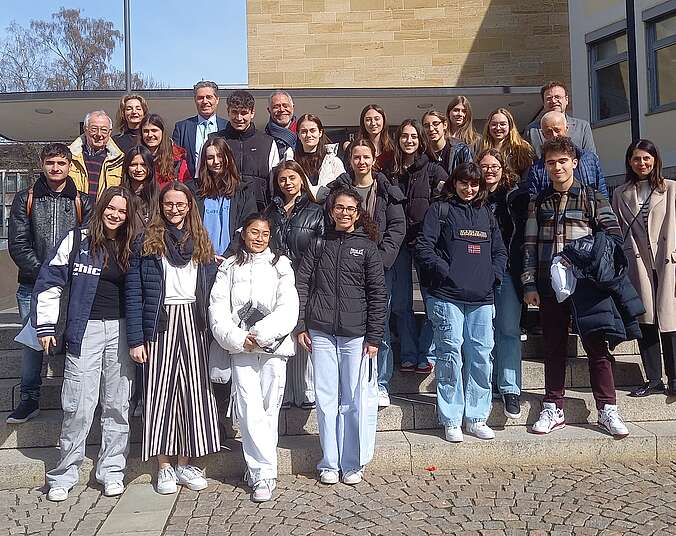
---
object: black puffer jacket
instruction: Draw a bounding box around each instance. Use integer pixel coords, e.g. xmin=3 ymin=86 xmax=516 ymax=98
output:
xmin=393 ymin=154 xmax=449 ymax=244
xmin=561 ymin=231 xmax=645 ymax=350
xmin=486 ymin=185 xmax=530 ymax=295
xmin=9 ymin=175 xmax=94 ymax=285
xmin=328 ymin=172 xmax=406 ymax=269
xmin=265 ymin=194 xmax=325 ymax=268
xmin=295 ymin=228 xmax=387 ymax=346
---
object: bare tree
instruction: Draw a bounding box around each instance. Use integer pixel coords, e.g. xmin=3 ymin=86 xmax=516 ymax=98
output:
xmin=97 ymin=69 xmax=168 ymax=90
xmin=31 ymin=8 xmax=122 ymax=91
xmin=0 ymin=22 xmax=47 ymax=92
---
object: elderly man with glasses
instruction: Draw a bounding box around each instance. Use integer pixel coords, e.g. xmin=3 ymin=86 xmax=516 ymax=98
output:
xmin=69 ymin=110 xmax=124 ymax=201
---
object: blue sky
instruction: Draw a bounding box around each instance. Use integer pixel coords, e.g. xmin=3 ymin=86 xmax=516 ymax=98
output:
xmin=0 ymin=0 xmax=248 ymax=88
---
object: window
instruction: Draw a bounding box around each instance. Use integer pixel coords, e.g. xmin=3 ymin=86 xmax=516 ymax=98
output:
xmin=646 ymin=9 xmax=676 ymax=111
xmin=588 ymin=30 xmax=630 ymax=123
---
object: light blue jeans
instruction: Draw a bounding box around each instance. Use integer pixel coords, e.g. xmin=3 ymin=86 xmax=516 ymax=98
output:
xmin=389 ymin=247 xmax=434 ymax=367
xmin=376 ymin=268 xmax=394 ymax=392
xmin=310 ymin=330 xmax=375 ymax=474
xmin=426 ymin=296 xmax=494 ymax=427
xmin=492 ymin=275 xmax=522 ymax=395
xmin=16 ymin=283 xmax=44 ymax=402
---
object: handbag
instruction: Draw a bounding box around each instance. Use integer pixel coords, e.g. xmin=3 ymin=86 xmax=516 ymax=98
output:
xmin=208 ymin=339 xmax=231 ymax=384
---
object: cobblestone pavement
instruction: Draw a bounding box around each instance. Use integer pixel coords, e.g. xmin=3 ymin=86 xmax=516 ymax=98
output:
xmin=0 ymin=485 xmax=118 ymax=536
xmin=166 ymin=463 xmax=676 ymax=536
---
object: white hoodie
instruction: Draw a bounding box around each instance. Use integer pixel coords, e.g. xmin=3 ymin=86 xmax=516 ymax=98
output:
xmin=209 ymin=248 xmax=299 ymax=357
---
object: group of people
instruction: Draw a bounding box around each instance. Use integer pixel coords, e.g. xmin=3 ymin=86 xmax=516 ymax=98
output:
xmin=5 ymin=79 xmax=675 ymax=504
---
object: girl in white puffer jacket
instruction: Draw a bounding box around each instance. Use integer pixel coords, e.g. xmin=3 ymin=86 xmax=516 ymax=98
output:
xmin=209 ymin=213 xmax=299 ymax=503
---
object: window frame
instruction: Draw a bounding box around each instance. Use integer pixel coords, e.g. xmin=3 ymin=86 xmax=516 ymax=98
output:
xmin=644 ymin=2 xmax=676 ymax=113
xmin=586 ymin=21 xmax=630 ymax=127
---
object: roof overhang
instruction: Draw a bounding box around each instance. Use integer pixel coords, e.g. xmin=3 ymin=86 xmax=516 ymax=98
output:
xmin=0 ymin=86 xmax=543 ymax=142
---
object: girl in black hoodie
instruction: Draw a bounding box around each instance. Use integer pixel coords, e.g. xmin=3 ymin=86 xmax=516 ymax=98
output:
xmin=295 ymin=186 xmax=387 ymax=487
xmin=415 ymin=163 xmax=507 ymax=443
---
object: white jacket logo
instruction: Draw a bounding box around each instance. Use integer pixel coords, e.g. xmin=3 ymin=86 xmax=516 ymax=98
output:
xmin=73 ymin=263 xmax=101 ymax=276
xmin=350 ymin=248 xmax=364 ymax=257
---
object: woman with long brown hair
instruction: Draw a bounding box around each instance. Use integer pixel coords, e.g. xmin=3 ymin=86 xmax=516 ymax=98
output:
xmin=343 ymin=105 xmax=395 ymax=174
xmin=612 ymin=140 xmax=676 ymax=398
xmin=141 ymin=113 xmax=191 ymax=186
xmin=446 ymin=96 xmax=481 ymax=154
xmin=187 ymin=137 xmax=257 ymax=257
xmin=125 ymin=181 xmax=220 ymax=495
xmin=32 ymin=186 xmax=139 ymax=501
xmin=294 ymin=113 xmax=345 ymax=200
xmin=480 ymin=107 xmax=535 ymax=179
xmin=113 ymin=94 xmax=148 ymax=153
xmin=422 ymin=109 xmax=473 ymax=177
xmin=121 ymin=145 xmax=159 ymax=227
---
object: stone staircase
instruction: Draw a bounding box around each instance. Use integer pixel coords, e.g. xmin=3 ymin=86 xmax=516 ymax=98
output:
xmin=0 ymin=316 xmax=675 ymax=490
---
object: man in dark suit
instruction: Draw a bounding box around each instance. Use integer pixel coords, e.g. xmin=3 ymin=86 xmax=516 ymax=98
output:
xmin=172 ymin=80 xmax=227 ymax=179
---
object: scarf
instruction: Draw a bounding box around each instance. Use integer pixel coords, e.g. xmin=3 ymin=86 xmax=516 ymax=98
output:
xmin=164 ymin=223 xmax=194 ymax=267
xmin=265 ymin=117 xmax=297 ymax=158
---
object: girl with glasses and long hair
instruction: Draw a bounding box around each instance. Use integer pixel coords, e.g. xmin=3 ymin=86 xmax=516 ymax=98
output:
xmin=422 ymin=110 xmax=474 ymax=177
xmin=415 ymin=163 xmax=507 ymax=443
xmin=125 ymin=181 xmax=220 ymax=495
xmin=209 ymin=213 xmax=299 ymax=503
xmin=480 ymin=107 xmax=535 ymax=179
xmin=34 ymin=187 xmax=139 ymax=501
xmin=295 ymin=185 xmax=387 ymax=486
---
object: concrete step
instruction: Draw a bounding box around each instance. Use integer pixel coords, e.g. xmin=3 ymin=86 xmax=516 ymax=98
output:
xmin=2 ymin=421 xmax=675 ymax=490
xmin=0 ymin=323 xmax=22 ymax=351
xmin=3 ymin=388 xmax=673 ymax=448
xmin=0 ymin=350 xmax=63 ymax=380
xmin=388 ymin=353 xmax=646 ymax=395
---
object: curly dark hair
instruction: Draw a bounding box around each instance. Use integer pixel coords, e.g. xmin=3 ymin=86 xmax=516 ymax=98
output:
xmin=226 ymin=90 xmax=255 ymax=111
xmin=325 ymin=185 xmax=379 ymax=242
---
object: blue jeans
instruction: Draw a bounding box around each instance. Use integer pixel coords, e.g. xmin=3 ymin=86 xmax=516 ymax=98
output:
xmin=376 ymin=269 xmax=394 ymax=391
xmin=427 ymin=296 xmax=494 ymax=427
xmin=492 ymin=275 xmax=522 ymax=395
xmin=390 ymin=247 xmax=434 ymax=366
xmin=16 ymin=283 xmax=43 ymax=402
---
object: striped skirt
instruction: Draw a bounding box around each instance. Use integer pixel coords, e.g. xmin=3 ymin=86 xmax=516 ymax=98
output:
xmin=143 ymin=303 xmax=221 ymax=461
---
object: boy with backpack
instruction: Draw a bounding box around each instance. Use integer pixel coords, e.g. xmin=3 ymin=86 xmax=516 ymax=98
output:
xmin=7 ymin=143 xmax=93 ymax=423
xmin=522 ymin=137 xmax=629 ymax=438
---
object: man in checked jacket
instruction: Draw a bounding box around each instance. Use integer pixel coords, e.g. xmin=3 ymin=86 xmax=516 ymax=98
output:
xmin=521 ymin=136 xmax=629 ymax=439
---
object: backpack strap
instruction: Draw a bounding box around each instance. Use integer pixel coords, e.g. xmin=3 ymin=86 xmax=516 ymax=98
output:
xmin=26 ymin=186 xmax=33 ymax=218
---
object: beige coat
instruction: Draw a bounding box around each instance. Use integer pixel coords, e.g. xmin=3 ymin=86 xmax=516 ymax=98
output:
xmin=612 ymin=180 xmax=676 ymax=332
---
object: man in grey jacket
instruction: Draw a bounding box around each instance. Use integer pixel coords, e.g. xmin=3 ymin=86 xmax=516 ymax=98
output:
xmin=524 ymin=81 xmax=596 ymax=157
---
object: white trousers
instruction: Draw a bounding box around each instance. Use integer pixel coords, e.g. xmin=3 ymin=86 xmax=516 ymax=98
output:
xmin=231 ymin=352 xmax=287 ymax=483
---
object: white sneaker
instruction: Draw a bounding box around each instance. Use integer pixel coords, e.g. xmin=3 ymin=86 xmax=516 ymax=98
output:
xmin=176 ymin=465 xmax=208 ymax=491
xmin=319 ymin=470 xmax=339 ymax=485
xmin=342 ymin=470 xmax=363 ymax=485
xmin=47 ymin=487 xmax=68 ymax=502
xmin=444 ymin=425 xmax=464 ymax=443
xmin=466 ymin=421 xmax=495 ymax=440
xmin=252 ymin=479 xmax=276 ymax=502
xmin=598 ymin=404 xmax=629 ymax=438
xmin=377 ymin=389 xmax=391 ymax=408
xmin=156 ymin=466 xmax=177 ymax=495
xmin=532 ymin=402 xmax=566 ymax=434
xmin=104 ymin=481 xmax=124 ymax=497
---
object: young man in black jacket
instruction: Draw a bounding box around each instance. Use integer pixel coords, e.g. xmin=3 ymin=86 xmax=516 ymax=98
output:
xmin=7 ymin=143 xmax=94 ymax=423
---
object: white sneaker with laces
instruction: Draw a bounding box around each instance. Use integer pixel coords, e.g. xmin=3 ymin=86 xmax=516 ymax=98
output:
xmin=176 ymin=465 xmax=208 ymax=491
xmin=532 ymin=402 xmax=566 ymax=434
xmin=252 ymin=478 xmax=276 ymax=502
xmin=598 ymin=404 xmax=629 ymax=438
xmin=47 ymin=487 xmax=68 ymax=502
xmin=342 ymin=470 xmax=363 ymax=485
xmin=156 ymin=466 xmax=178 ymax=495
xmin=444 ymin=425 xmax=464 ymax=443
xmin=320 ymin=470 xmax=339 ymax=485
xmin=377 ymin=388 xmax=391 ymax=408
xmin=104 ymin=481 xmax=125 ymax=497
xmin=466 ymin=421 xmax=495 ymax=440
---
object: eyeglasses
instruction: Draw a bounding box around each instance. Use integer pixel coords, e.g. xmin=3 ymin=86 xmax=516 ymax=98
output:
xmin=163 ymin=202 xmax=188 ymax=211
xmin=480 ymin=164 xmax=502 ymax=172
xmin=333 ymin=205 xmax=358 ymax=214
xmin=423 ymin=120 xmax=443 ymax=129
xmin=87 ymin=127 xmax=110 ymax=135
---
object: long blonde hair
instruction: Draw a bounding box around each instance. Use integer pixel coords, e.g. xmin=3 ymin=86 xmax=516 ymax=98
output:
xmin=447 ymin=96 xmax=480 ymax=148
xmin=481 ymin=107 xmax=534 ymax=176
xmin=142 ymin=181 xmax=214 ymax=264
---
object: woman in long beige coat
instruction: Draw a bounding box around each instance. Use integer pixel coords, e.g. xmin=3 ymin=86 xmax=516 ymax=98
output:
xmin=612 ymin=140 xmax=676 ymax=397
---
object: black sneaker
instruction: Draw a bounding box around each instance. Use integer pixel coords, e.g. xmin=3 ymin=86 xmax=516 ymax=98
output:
xmin=6 ymin=400 xmax=40 ymax=424
xmin=503 ymin=394 xmax=521 ymax=420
